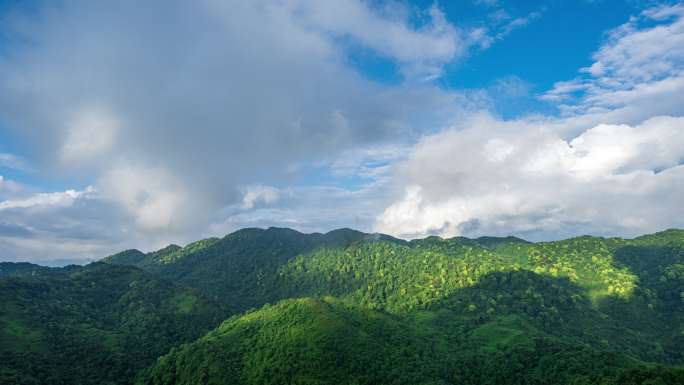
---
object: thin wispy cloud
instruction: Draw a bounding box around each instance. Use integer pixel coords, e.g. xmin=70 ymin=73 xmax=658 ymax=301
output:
xmin=0 ymin=153 xmax=29 ymax=171
xmin=541 ymin=3 xmax=684 ymax=121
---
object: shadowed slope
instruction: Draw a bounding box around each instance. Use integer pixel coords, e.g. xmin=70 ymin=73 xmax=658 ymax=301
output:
xmin=137 ymin=272 xmax=684 ymax=385
xmin=0 ymin=263 xmax=225 ymax=385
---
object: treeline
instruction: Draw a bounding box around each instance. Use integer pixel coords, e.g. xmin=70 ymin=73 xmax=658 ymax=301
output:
xmin=3 ymin=227 xmax=684 ymax=384
xmin=0 ymin=263 xmax=224 ymax=385
xmin=136 ymin=296 xmax=684 ymax=385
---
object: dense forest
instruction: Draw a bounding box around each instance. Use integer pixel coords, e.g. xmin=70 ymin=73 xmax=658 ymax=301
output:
xmin=0 ymin=263 xmax=225 ymax=385
xmin=2 ymin=227 xmax=683 ymax=384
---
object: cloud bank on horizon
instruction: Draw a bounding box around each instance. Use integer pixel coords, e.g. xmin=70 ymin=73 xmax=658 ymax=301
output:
xmin=0 ymin=0 xmax=683 ymax=263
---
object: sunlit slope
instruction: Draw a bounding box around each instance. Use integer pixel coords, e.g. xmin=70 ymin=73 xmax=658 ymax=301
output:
xmin=135 ymin=230 xmax=684 ymax=384
xmin=137 ymin=295 xmax=684 ymax=385
xmin=105 ymin=227 xmax=373 ymax=312
xmin=106 ymin=228 xmax=683 ymax=313
xmin=138 ymin=297 xmax=438 ymax=385
xmin=2 ymin=228 xmax=683 ymax=384
xmin=106 ymin=228 xmax=684 ymax=364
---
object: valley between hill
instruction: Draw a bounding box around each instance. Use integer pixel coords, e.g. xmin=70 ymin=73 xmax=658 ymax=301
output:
xmin=2 ymin=228 xmax=683 ymax=384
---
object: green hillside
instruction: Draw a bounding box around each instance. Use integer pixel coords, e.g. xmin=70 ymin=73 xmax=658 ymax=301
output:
xmin=104 ymin=228 xmax=372 ymax=313
xmin=136 ymin=296 xmax=683 ymax=385
xmin=0 ymin=263 xmax=225 ymax=385
xmin=3 ymin=227 xmax=684 ymax=384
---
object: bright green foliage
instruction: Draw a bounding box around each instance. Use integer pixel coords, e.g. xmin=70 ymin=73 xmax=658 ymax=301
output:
xmin=138 ymin=297 xmax=444 ymax=385
xmin=136 ymin=295 xmax=684 ymax=385
xmin=105 ymin=227 xmax=372 ymax=313
xmin=4 ymin=227 xmax=684 ymax=384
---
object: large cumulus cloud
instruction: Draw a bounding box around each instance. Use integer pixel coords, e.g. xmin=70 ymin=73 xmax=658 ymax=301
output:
xmin=0 ymin=0 xmax=470 ymax=256
xmin=375 ymin=4 xmax=684 ymax=240
xmin=375 ymin=114 xmax=684 ymax=240
xmin=2 ymin=1 xmax=683 ymax=263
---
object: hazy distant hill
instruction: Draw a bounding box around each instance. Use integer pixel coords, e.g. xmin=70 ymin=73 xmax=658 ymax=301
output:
xmin=2 ymin=228 xmax=684 ymax=384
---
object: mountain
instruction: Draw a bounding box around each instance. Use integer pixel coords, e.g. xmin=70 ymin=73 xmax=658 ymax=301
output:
xmin=0 ymin=262 xmax=225 ymax=385
xmin=104 ymin=227 xmax=375 ymax=313
xmin=0 ymin=261 xmax=77 ymax=278
xmin=137 ymin=296 xmax=681 ymax=385
xmin=3 ymin=227 xmax=684 ymax=384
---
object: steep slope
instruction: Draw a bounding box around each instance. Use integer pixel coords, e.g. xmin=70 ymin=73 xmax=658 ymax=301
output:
xmin=267 ymin=232 xmax=684 ymax=362
xmin=0 ymin=262 xmax=225 ymax=385
xmin=137 ymin=297 xmax=438 ymax=385
xmin=104 ymin=227 xmax=684 ymax=365
xmin=104 ymin=227 xmax=373 ymax=313
xmin=137 ymin=295 xmax=684 ymax=385
xmin=134 ymin=229 xmax=684 ymax=384
xmin=2 ymin=223 xmax=683 ymax=385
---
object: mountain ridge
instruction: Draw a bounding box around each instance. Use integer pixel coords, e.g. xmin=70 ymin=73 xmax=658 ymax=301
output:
xmin=105 ymin=227 xmax=684 ymax=264
xmin=2 ymin=227 xmax=683 ymax=384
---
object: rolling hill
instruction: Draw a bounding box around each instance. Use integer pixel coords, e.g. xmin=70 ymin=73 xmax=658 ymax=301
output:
xmin=2 ymin=227 xmax=684 ymax=384
xmin=0 ymin=263 xmax=225 ymax=385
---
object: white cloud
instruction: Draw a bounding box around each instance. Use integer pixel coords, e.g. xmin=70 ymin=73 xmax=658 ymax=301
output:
xmin=539 ymin=80 xmax=590 ymax=102
xmin=0 ymin=0 xmax=467 ymax=252
xmin=0 ymin=236 xmax=111 ymax=265
xmin=0 ymin=185 xmax=128 ymax=264
xmin=0 ymin=175 xmax=26 ymax=201
xmin=0 ymin=153 xmax=29 ymax=171
xmin=542 ymin=3 xmax=684 ymax=123
xmin=61 ymin=107 xmax=119 ymax=164
xmin=98 ymin=165 xmax=190 ymax=231
xmin=328 ymin=144 xmax=407 ymax=179
xmin=568 ymin=116 xmax=684 ymax=177
xmin=209 ymin=182 xmax=390 ymax=236
xmin=241 ymin=185 xmax=280 ymax=210
xmin=375 ymin=114 xmax=684 ymax=240
xmin=0 ymin=180 xmax=201 ymax=263
xmin=0 ymin=1 xmax=682 ymax=264
xmin=470 ymin=9 xmax=544 ymax=50
xmin=583 ymin=4 xmax=684 ymax=83
xmin=0 ymin=186 xmax=93 ymax=211
xmin=496 ymin=11 xmax=543 ymax=38
xmin=289 ymin=1 xmax=462 ymax=80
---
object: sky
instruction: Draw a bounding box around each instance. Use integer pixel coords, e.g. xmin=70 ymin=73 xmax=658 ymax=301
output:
xmin=1 ymin=0 xmax=683 ymax=265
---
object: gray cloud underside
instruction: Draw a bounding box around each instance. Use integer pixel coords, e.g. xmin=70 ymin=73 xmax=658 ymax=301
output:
xmin=0 ymin=0 xmax=471 ymax=261
xmin=1 ymin=2 xmax=683 ymax=263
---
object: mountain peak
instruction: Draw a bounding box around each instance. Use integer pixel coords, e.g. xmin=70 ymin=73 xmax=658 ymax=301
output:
xmin=103 ymin=249 xmax=146 ymax=266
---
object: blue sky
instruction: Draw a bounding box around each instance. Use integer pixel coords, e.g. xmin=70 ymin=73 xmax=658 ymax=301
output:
xmin=346 ymin=1 xmax=638 ymax=88
xmin=363 ymin=1 xmax=636 ymax=87
xmin=1 ymin=0 xmax=683 ymax=264
xmin=0 ymin=0 xmax=638 ymax=171
xmin=0 ymin=0 xmax=649 ymax=188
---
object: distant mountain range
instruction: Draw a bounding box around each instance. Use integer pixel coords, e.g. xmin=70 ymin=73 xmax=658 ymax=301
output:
xmin=2 ymin=227 xmax=683 ymax=384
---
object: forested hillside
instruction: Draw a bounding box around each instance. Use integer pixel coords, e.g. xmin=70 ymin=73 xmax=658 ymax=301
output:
xmin=104 ymin=227 xmax=373 ymax=314
xmin=0 ymin=263 xmax=225 ymax=385
xmin=2 ymin=227 xmax=684 ymax=384
xmin=138 ymin=297 xmax=682 ymax=385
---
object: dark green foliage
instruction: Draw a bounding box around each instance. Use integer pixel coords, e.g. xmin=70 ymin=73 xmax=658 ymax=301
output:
xmin=0 ymin=263 xmax=225 ymax=385
xmin=4 ymin=227 xmax=684 ymax=384
xmin=0 ymin=262 xmax=81 ymax=278
xmin=105 ymin=227 xmax=372 ymax=313
xmin=136 ymin=294 xmax=684 ymax=385
xmin=102 ymin=249 xmax=147 ymax=266
xmin=137 ymin=297 xmax=445 ymax=385
xmin=0 ymin=262 xmax=50 ymax=277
